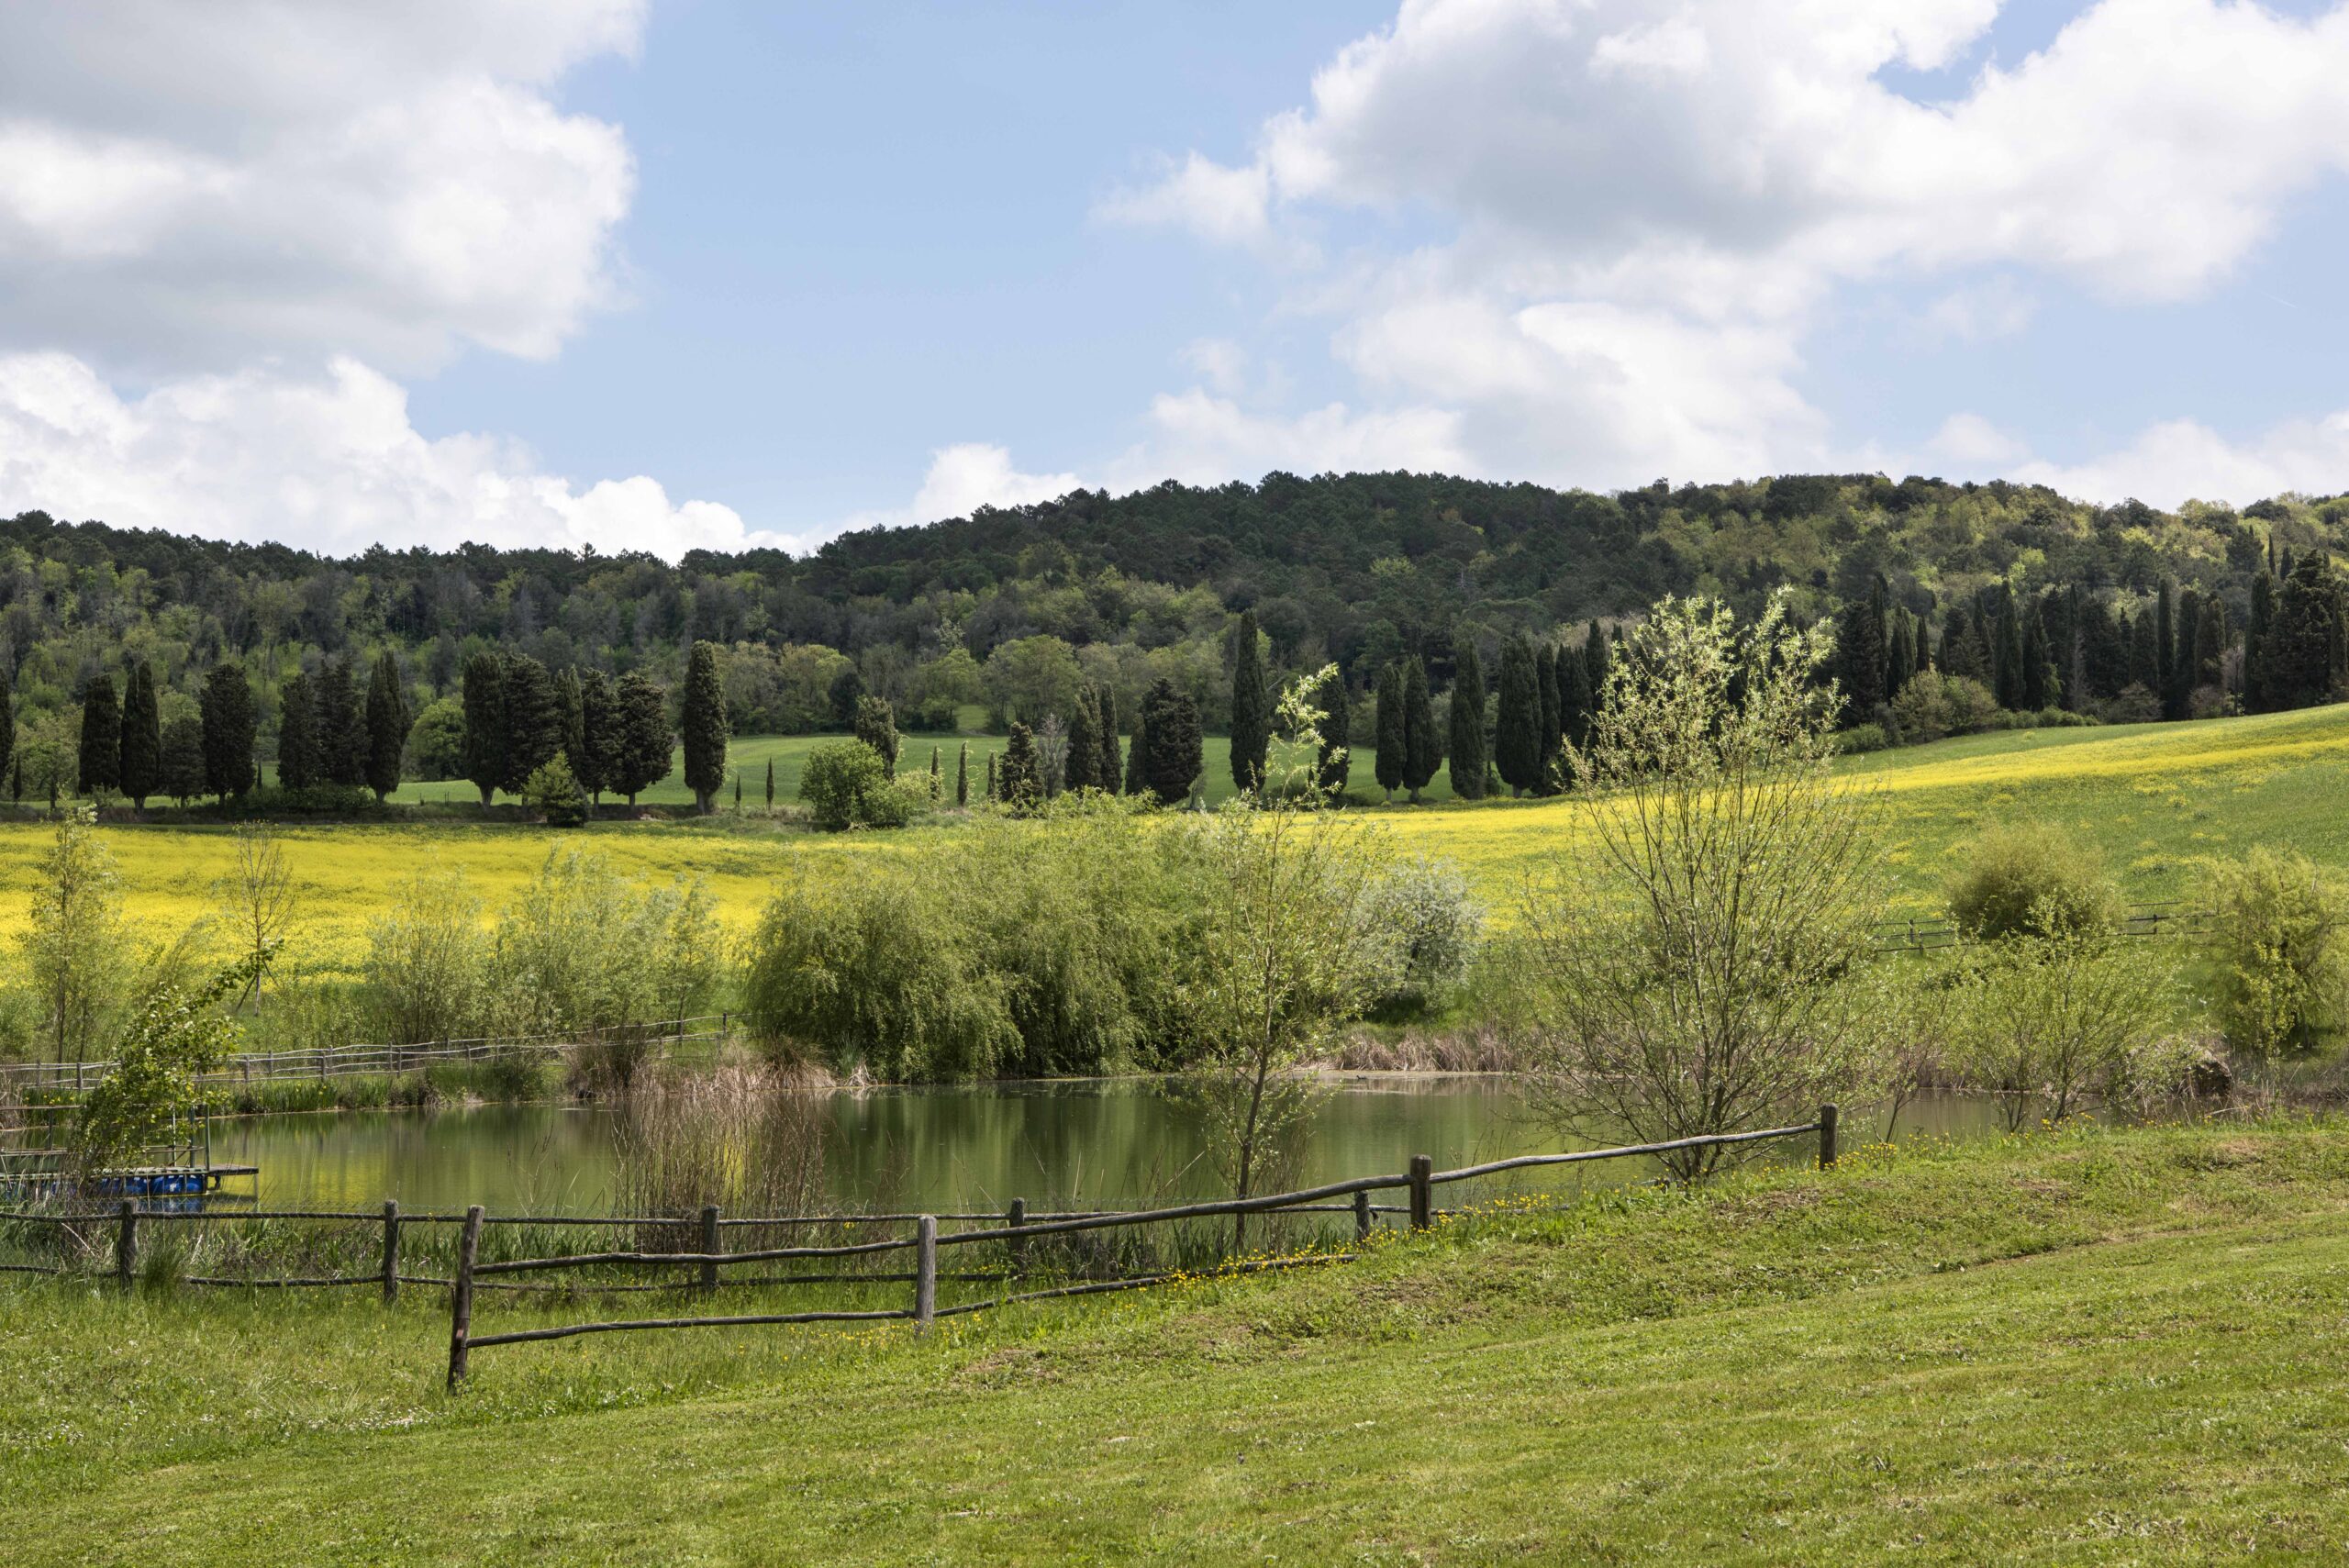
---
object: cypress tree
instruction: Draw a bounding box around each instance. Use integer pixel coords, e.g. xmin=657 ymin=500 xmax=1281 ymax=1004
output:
xmin=1449 ymin=639 xmax=1487 ymax=801
xmin=2021 ymin=610 xmax=2054 ymax=712
xmin=1938 ymin=602 xmax=1976 ymax=680
xmin=1228 ymin=610 xmax=1269 ymax=795
xmin=2155 ymin=580 xmax=2177 ymax=716
xmin=852 ymin=695 xmax=898 ymax=776
xmin=317 ymin=656 xmax=366 ymax=787
xmin=609 ymin=670 xmax=674 ymax=806
xmin=766 ymin=757 xmax=776 ymax=808
xmin=828 ymin=664 xmax=864 ymax=728
xmin=1402 ymin=656 xmax=1439 ymax=802
xmin=577 ymin=668 xmax=618 ymax=804
xmin=1535 ymin=646 xmax=1562 ymax=792
xmin=682 ymin=640 xmax=729 ymax=814
xmin=2127 ymin=606 xmax=2161 ymax=694
xmin=929 ymin=743 xmax=941 ymax=799
xmin=555 ymin=665 xmax=585 ymax=773
xmin=1313 ymin=668 xmax=1350 ymax=795
xmin=1096 ymin=684 xmax=1122 ymax=794
xmin=1555 ymin=639 xmax=1593 ymax=780
xmin=78 ymin=673 xmax=120 ymax=796
xmin=1837 ymin=584 xmax=1888 ymax=720
xmin=955 ymin=742 xmax=969 ymax=806
xmin=1000 ymin=721 xmax=1041 ymax=810
xmin=1123 ymin=701 xmax=1150 ymax=796
xmin=0 ymin=662 xmax=12 ymax=805
xmin=2265 ymin=552 xmax=2349 ymax=709
xmin=1994 ymin=601 xmax=2027 ymax=709
xmin=1065 ymin=686 xmax=1101 ymax=793
xmin=2197 ymin=596 xmax=2229 ymax=689
xmin=200 ymin=662 xmax=255 ymax=801
xmin=160 ymin=716 xmax=205 ymax=806
xmin=2167 ymin=587 xmax=2200 ymax=717
xmin=1140 ymin=679 xmax=1202 ymax=806
xmin=986 ymin=749 xmax=998 ymax=801
xmin=498 ymin=653 xmax=559 ymax=794
xmin=2245 ymin=569 xmax=2277 ymax=710
xmin=1493 ymin=639 xmax=1542 ymax=795
xmin=365 ymin=651 xmax=409 ymax=802
xmin=462 ymin=651 xmax=507 ymax=808
xmin=734 ymin=773 xmax=741 ymax=809
xmin=119 ymin=662 xmax=161 ymax=810
xmin=1582 ymin=619 xmax=1610 ymax=704
xmin=1374 ymin=662 xmax=1406 ymax=801
xmin=278 ymin=671 xmax=318 ymax=791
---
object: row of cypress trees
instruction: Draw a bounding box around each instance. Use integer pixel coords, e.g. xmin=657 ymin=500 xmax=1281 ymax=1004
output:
xmin=459 ymin=649 xmax=681 ymax=810
xmin=54 ymin=659 xmax=260 ymax=808
xmin=987 ymin=677 xmax=1204 ymax=808
xmin=276 ymin=652 xmax=409 ymax=800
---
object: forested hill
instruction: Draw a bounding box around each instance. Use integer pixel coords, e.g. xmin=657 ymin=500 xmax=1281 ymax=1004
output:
xmin=4 ymin=472 xmax=2345 ymax=763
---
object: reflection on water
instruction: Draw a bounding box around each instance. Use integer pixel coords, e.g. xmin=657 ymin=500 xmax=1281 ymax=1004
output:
xmin=207 ymin=1080 xmax=2020 ymax=1215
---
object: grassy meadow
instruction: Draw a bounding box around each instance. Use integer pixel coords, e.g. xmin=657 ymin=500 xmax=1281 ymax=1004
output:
xmin=6 ymin=1118 xmax=2348 ymax=1563
xmin=6 ymin=701 xmax=2349 ymax=966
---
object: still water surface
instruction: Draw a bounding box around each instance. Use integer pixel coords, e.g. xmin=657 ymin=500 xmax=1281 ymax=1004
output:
xmin=207 ymin=1080 xmax=2012 ymax=1214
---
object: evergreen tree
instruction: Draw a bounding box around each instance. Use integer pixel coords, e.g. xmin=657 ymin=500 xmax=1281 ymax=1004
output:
xmin=1449 ymin=639 xmax=1487 ymax=801
xmin=2264 ymin=552 xmax=2348 ymax=709
xmin=576 ymin=667 xmax=618 ymax=803
xmin=1374 ymin=662 xmax=1406 ymax=800
xmin=1312 ymin=668 xmax=1350 ymax=795
xmin=2197 ymin=596 xmax=2229 ymax=688
xmin=1837 ymin=582 xmax=1888 ymax=720
xmin=1096 ymin=684 xmax=1122 ymax=795
xmin=2167 ymin=587 xmax=2201 ymax=717
xmin=1535 ymin=645 xmax=1562 ymax=792
xmin=734 ymin=773 xmax=741 ymax=810
xmin=365 ymin=651 xmax=409 ymax=801
xmin=986 ymin=750 xmax=998 ymax=802
xmin=955 ymin=742 xmax=969 ymax=806
xmin=766 ymin=757 xmax=776 ymax=808
xmin=1938 ymin=601 xmax=1979 ymax=680
xmin=1555 ymin=639 xmax=1593 ymax=782
xmin=1140 ymin=679 xmax=1202 ymax=806
xmin=160 ymin=715 xmax=206 ymax=806
xmin=277 ymin=671 xmax=318 ymax=791
xmin=1402 ymin=656 xmax=1440 ymax=802
xmin=200 ymin=662 xmax=255 ymax=801
xmin=1582 ymin=618 xmax=1611 ymax=704
xmin=682 ymin=640 xmax=729 ymax=814
xmin=1228 ymin=609 xmax=1269 ymax=795
xmin=0 ymin=662 xmax=12 ymax=802
xmin=2244 ymin=569 xmax=2277 ymax=710
xmin=929 ymin=743 xmax=941 ymax=799
xmin=2128 ymin=606 xmax=2162 ymax=694
xmin=1492 ymin=638 xmax=1542 ymax=795
xmin=2021 ymin=609 xmax=2054 ymax=712
xmin=1123 ymin=700 xmax=1150 ymax=796
xmin=555 ymin=665 xmax=585 ymax=775
xmin=828 ymin=664 xmax=864 ymax=728
xmin=78 ymin=673 xmax=120 ymax=796
xmin=1994 ymin=600 xmax=2027 ymax=710
xmin=852 ymin=694 xmax=898 ymax=776
xmin=497 ymin=652 xmax=560 ymax=794
xmin=461 ymin=651 xmax=507 ymax=808
xmin=118 ymin=662 xmax=161 ymax=809
xmin=609 ymin=670 xmax=674 ymax=806
xmin=2155 ymin=580 xmax=2177 ymax=717
xmin=317 ymin=656 xmax=366 ymax=787
xmin=1065 ymin=685 xmax=1102 ymax=793
xmin=999 ymin=721 xmax=1041 ymax=809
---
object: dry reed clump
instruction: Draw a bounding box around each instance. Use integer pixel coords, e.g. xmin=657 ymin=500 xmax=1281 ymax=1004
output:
xmin=1324 ymin=1024 xmax=1522 ymax=1073
xmin=612 ymin=1062 xmax=831 ymax=1253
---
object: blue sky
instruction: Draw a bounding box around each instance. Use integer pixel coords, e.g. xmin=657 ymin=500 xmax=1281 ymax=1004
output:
xmin=1 ymin=0 xmax=2346 ymax=558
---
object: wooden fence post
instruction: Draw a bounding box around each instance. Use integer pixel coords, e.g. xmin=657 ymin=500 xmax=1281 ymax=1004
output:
xmin=381 ymin=1200 xmax=401 ymax=1305
xmin=1819 ymin=1104 xmax=1839 ymax=1171
xmin=1007 ymin=1197 xmax=1027 ymax=1278
xmin=1354 ymin=1188 xmax=1372 ymax=1242
xmin=446 ymin=1204 xmax=484 ymax=1392
xmin=915 ymin=1215 xmax=937 ymax=1332
xmin=115 ymin=1198 xmax=137 ymax=1288
xmin=1408 ymin=1155 xmax=1433 ymax=1232
xmin=699 ymin=1204 xmax=722 ymax=1296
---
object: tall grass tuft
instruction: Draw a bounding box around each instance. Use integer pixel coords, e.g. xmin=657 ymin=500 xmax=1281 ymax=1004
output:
xmin=613 ymin=1062 xmax=829 ymax=1253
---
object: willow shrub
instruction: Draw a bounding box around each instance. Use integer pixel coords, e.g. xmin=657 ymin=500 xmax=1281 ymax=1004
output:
xmin=1947 ymin=820 xmax=2121 ymax=941
xmin=2204 ymin=847 xmax=2349 ymax=1057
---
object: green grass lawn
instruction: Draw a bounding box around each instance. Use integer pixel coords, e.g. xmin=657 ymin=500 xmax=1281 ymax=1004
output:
xmin=7 ymin=1118 xmax=2349 ymax=1563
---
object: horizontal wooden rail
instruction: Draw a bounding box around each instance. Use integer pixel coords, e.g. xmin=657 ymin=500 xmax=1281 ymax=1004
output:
xmin=1429 ymin=1121 xmax=1822 ymax=1184
xmin=467 ymin=1307 xmax=911 ymax=1349
xmin=470 ymin=1236 xmax=918 ymax=1276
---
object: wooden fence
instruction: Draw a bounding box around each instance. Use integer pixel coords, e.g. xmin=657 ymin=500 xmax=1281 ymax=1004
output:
xmin=0 ymin=1015 xmax=731 ymax=1093
xmin=1872 ymin=902 xmax=2212 ymax=953
xmin=0 ymin=1110 xmax=1841 ymax=1387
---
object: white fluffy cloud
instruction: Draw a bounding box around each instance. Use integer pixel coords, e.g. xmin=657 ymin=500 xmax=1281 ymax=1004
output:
xmin=0 ymin=352 xmax=795 ymax=558
xmin=0 ymin=0 xmax=643 ymax=373
xmin=1103 ymin=0 xmax=2349 ymax=497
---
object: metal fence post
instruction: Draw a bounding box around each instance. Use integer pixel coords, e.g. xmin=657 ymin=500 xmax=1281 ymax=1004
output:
xmin=699 ymin=1204 xmax=722 ymax=1295
xmin=381 ymin=1200 xmax=401 ymax=1304
xmin=1819 ymin=1104 xmax=1839 ymax=1170
xmin=115 ymin=1198 xmax=137 ymax=1288
xmin=915 ymin=1215 xmax=937 ymax=1332
xmin=1408 ymin=1154 xmax=1433 ymax=1232
xmin=446 ymin=1204 xmax=484 ymax=1392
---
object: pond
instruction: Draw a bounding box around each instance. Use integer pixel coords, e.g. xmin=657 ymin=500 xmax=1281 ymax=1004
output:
xmin=202 ymin=1080 xmax=2018 ymax=1215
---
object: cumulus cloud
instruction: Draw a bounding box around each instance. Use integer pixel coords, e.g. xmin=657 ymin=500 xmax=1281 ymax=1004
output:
xmin=1099 ymin=0 xmax=2349 ymax=497
xmin=2016 ymin=411 xmax=2349 ymax=510
xmin=0 ymin=0 xmax=643 ymax=373
xmin=0 ymin=352 xmax=788 ymax=560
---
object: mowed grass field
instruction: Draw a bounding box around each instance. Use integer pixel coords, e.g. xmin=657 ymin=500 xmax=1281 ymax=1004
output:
xmin=6 ymin=1119 xmax=2349 ymax=1564
xmin=6 ymin=701 xmax=2348 ymax=961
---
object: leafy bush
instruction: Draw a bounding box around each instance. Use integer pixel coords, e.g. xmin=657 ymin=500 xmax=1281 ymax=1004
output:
xmin=363 ymin=865 xmax=486 ymax=1044
xmin=1940 ymin=932 xmax=2177 ymax=1128
xmin=1889 ymin=673 xmax=2000 ymax=743
xmin=2204 ymin=848 xmax=2349 ymax=1057
xmin=799 ymin=740 xmax=924 ymax=830
xmin=1835 ymin=722 xmax=1890 ymax=754
xmin=1947 ymin=821 xmax=2121 ymax=941
xmin=1363 ymin=856 xmax=1483 ymax=1015
xmin=521 ymin=754 xmax=587 ymax=827
xmin=489 ymin=850 xmax=720 ymax=1051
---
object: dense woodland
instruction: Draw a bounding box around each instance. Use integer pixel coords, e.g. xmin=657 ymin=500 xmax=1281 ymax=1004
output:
xmin=4 ymin=470 xmax=2347 ymax=804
